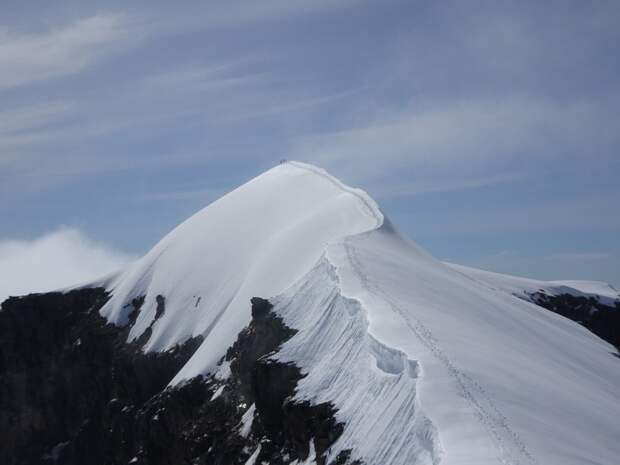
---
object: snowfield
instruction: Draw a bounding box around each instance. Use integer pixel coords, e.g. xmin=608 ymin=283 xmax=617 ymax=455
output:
xmin=95 ymin=162 xmax=619 ymax=465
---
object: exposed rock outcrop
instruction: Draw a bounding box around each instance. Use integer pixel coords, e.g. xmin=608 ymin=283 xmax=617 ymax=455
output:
xmin=528 ymin=292 xmax=620 ymax=349
xmin=0 ymin=291 xmax=355 ymax=465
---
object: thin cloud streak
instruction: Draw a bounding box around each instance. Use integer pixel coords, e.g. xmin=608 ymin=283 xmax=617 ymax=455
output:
xmin=146 ymin=0 xmax=371 ymax=33
xmin=370 ymin=173 xmax=522 ymax=199
xmin=0 ymin=13 xmax=146 ymax=90
xmin=547 ymin=252 xmax=614 ymax=261
xmin=0 ymin=101 xmax=75 ymax=135
xmin=295 ymin=97 xmax=619 ymax=182
xmin=139 ymin=187 xmax=230 ymax=202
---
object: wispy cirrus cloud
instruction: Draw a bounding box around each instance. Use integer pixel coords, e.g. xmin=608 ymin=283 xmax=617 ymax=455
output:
xmin=0 ymin=50 xmax=362 ymax=186
xmin=547 ymin=252 xmax=614 ymax=262
xmin=139 ymin=187 xmax=230 ymax=202
xmin=0 ymin=100 xmax=79 ymax=168
xmin=369 ymin=172 xmax=523 ymax=199
xmin=147 ymin=0 xmax=370 ymax=32
xmin=0 ymin=101 xmax=76 ymax=135
xmin=294 ymin=96 xmax=619 ymax=184
xmin=0 ymin=12 xmax=145 ymax=90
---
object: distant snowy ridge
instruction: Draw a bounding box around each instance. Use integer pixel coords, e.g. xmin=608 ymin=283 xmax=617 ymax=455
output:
xmin=445 ymin=262 xmax=620 ymax=306
xmin=92 ymin=162 xmax=619 ymax=465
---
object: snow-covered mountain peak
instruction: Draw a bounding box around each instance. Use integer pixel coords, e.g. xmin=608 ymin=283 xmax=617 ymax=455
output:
xmin=87 ymin=161 xmax=619 ymax=465
xmin=100 ymin=161 xmax=385 ymax=362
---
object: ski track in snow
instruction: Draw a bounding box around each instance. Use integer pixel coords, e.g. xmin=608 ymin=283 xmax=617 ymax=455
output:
xmin=342 ymin=238 xmax=537 ymax=465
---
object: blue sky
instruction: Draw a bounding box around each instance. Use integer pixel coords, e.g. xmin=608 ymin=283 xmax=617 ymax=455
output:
xmin=1 ymin=0 xmax=619 ymax=293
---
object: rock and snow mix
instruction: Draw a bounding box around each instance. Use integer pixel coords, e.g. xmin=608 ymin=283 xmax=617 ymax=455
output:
xmin=91 ymin=162 xmax=619 ymax=465
xmin=446 ymin=262 xmax=620 ymax=306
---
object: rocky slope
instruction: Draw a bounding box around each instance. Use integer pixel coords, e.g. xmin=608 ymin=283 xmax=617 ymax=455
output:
xmin=0 ymin=292 xmax=352 ymax=465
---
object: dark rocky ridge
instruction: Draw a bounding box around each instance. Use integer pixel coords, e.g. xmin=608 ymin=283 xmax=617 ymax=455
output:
xmin=0 ymin=290 xmax=357 ymax=465
xmin=3 ymin=283 xmax=615 ymax=465
xmin=527 ymin=292 xmax=620 ymax=349
xmin=0 ymin=288 xmax=202 ymax=465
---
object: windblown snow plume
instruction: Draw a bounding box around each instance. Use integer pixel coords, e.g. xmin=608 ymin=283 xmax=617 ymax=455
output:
xmin=94 ymin=161 xmax=619 ymax=465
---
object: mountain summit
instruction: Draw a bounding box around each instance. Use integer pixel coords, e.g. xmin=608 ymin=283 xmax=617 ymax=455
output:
xmin=2 ymin=162 xmax=619 ymax=465
xmin=98 ymin=161 xmax=383 ymax=376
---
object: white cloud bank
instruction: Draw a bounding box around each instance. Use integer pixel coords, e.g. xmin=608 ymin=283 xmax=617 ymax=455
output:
xmin=0 ymin=228 xmax=134 ymax=305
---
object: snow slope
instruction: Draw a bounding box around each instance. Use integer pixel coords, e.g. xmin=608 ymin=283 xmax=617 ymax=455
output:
xmin=97 ymin=162 xmax=620 ymax=465
xmin=99 ymin=161 xmax=380 ymax=378
xmin=446 ymin=262 xmax=620 ymax=306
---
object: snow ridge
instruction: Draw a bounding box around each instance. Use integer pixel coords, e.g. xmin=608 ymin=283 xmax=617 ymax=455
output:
xmin=446 ymin=262 xmax=620 ymax=306
xmin=272 ymin=258 xmax=442 ymax=465
xmin=285 ymin=161 xmax=384 ymax=230
xmin=266 ymin=164 xmax=444 ymax=464
xmin=277 ymin=166 xmax=536 ymax=464
xmin=341 ymin=238 xmax=536 ymax=465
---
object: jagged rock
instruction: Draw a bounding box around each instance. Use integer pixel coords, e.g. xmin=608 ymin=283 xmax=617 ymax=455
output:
xmin=528 ymin=292 xmax=620 ymax=349
xmin=0 ymin=289 xmax=201 ymax=465
xmin=0 ymin=290 xmax=356 ymax=465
